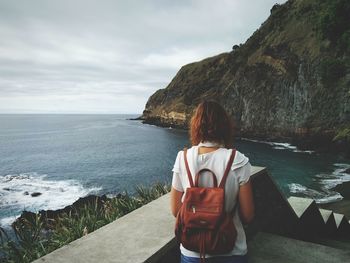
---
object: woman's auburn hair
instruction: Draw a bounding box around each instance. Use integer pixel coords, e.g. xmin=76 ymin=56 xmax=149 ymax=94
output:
xmin=189 ymin=100 xmax=234 ymax=148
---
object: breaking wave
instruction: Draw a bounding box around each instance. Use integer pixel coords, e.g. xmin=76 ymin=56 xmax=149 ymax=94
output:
xmin=0 ymin=172 xmax=102 ymax=227
xmin=241 ymin=138 xmax=314 ymax=154
xmin=288 ymin=163 xmax=350 ymax=204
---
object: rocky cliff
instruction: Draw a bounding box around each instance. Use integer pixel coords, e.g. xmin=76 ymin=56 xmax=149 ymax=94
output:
xmin=141 ymin=0 xmax=350 ymax=151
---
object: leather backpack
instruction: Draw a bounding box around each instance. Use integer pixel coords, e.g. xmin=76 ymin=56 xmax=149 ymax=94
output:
xmin=175 ymin=148 xmax=238 ymax=262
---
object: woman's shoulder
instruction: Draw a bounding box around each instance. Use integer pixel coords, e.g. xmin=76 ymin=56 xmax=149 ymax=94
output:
xmin=176 ymin=145 xmax=199 ymax=157
xmin=227 ymin=148 xmax=250 ymax=171
xmin=173 ymin=146 xmax=196 ymax=165
xmin=175 ymin=146 xmax=195 ymax=156
xmin=218 ymin=147 xmax=247 ymax=158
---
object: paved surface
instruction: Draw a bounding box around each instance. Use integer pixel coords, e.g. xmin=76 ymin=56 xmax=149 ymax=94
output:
xmin=248 ymin=232 xmax=350 ymax=263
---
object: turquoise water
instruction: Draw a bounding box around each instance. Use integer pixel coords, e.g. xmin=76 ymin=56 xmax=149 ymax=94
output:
xmin=0 ymin=114 xmax=349 ymax=227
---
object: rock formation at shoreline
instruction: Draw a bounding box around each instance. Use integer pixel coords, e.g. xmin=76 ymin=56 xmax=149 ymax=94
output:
xmin=14 ymin=195 xmax=109 ymax=229
xmin=141 ymin=0 xmax=350 ymax=152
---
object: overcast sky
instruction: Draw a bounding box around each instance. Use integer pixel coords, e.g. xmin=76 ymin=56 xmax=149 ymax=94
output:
xmin=0 ymin=0 xmax=286 ymax=114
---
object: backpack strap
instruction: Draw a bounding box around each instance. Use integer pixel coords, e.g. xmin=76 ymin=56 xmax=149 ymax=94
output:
xmin=195 ymin=168 xmax=218 ymax=187
xmin=219 ymin=149 xmax=236 ymax=188
xmin=183 ymin=148 xmax=194 ymax=187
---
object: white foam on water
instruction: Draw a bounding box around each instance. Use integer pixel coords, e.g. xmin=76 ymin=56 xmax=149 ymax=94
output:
xmin=313 ymin=193 xmax=344 ymax=203
xmin=241 ymin=138 xmax=314 ymax=154
xmin=288 ymin=163 xmax=350 ymax=204
xmin=273 ymin=146 xmax=286 ymax=150
xmin=241 ymin=138 xmax=274 ymax=145
xmin=271 ymin=142 xmax=297 ymax=150
xmin=0 ymin=172 xmax=102 ymax=226
xmin=288 ymin=183 xmax=343 ymax=204
xmin=334 ymin=163 xmax=350 ymax=169
xmin=0 ymin=215 xmax=20 ymax=228
xmin=292 ymin=149 xmax=315 ymax=154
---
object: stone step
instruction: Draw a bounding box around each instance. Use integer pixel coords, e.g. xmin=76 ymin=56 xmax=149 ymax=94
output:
xmin=248 ymin=232 xmax=350 ymax=263
xmin=288 ymin=196 xmax=314 ymax=218
xmin=334 ymin=213 xmax=345 ymax=228
xmin=319 ymin=208 xmax=333 ymax=223
xmin=319 ymin=208 xmax=337 ymax=236
xmin=288 ymin=196 xmax=326 ymax=238
xmin=333 ymin=213 xmax=350 ymax=237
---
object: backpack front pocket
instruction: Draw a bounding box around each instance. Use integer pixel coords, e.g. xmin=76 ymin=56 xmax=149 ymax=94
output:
xmin=184 ymin=203 xmax=223 ymax=229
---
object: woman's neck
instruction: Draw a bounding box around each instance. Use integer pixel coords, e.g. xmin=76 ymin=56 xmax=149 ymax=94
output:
xmin=198 ymin=141 xmax=223 ymax=148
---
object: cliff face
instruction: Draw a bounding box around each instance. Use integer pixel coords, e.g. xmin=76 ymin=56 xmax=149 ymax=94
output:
xmin=142 ymin=0 xmax=350 ymax=149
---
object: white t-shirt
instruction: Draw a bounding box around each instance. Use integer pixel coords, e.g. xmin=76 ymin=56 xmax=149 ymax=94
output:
xmin=171 ymin=145 xmax=251 ymax=257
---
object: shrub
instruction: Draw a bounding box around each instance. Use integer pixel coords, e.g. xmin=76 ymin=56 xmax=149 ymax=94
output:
xmin=0 ymin=182 xmax=170 ymax=263
xmin=317 ymin=0 xmax=350 ymax=53
xmin=333 ymin=126 xmax=350 ymax=143
xmin=320 ymin=58 xmax=346 ymax=85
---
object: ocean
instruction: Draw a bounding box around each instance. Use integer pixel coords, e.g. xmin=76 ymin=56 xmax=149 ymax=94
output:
xmin=0 ymin=114 xmax=349 ymax=228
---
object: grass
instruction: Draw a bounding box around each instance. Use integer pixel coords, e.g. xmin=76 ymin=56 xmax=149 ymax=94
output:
xmin=333 ymin=126 xmax=350 ymax=143
xmin=0 ymin=183 xmax=170 ymax=263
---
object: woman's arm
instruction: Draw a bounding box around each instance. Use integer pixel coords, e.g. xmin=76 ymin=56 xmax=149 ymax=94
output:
xmin=170 ymin=186 xmax=184 ymax=217
xmin=238 ymin=180 xmax=255 ymax=224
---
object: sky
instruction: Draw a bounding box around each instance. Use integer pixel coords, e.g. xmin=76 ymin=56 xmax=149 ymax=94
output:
xmin=0 ymin=0 xmax=287 ymax=114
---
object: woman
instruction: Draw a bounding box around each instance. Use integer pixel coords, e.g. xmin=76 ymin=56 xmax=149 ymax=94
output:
xmin=170 ymin=101 xmax=254 ymax=263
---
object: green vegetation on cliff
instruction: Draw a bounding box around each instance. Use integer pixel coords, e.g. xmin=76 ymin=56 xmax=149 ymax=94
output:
xmin=317 ymin=0 xmax=350 ymax=50
xmin=142 ymin=0 xmax=350 ymax=151
xmin=333 ymin=125 xmax=350 ymax=144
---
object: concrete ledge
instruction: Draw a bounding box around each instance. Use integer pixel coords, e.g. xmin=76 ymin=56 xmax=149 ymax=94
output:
xmin=34 ymin=194 xmax=175 ymax=263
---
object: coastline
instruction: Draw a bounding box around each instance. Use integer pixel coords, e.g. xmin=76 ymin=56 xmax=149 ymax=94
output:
xmin=138 ymin=116 xmax=350 ymax=157
xmin=13 ymin=194 xmax=110 ymax=229
xmin=13 ymin=189 xmax=350 ymax=228
xmin=319 ymin=181 xmax=350 ymax=218
xmin=11 ymin=183 xmax=170 ymax=229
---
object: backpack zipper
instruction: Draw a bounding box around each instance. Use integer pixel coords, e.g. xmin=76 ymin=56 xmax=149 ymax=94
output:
xmin=189 ymin=204 xmax=220 ymax=213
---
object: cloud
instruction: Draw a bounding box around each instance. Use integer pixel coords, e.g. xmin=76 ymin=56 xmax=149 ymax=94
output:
xmin=0 ymin=0 xmax=287 ymax=113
